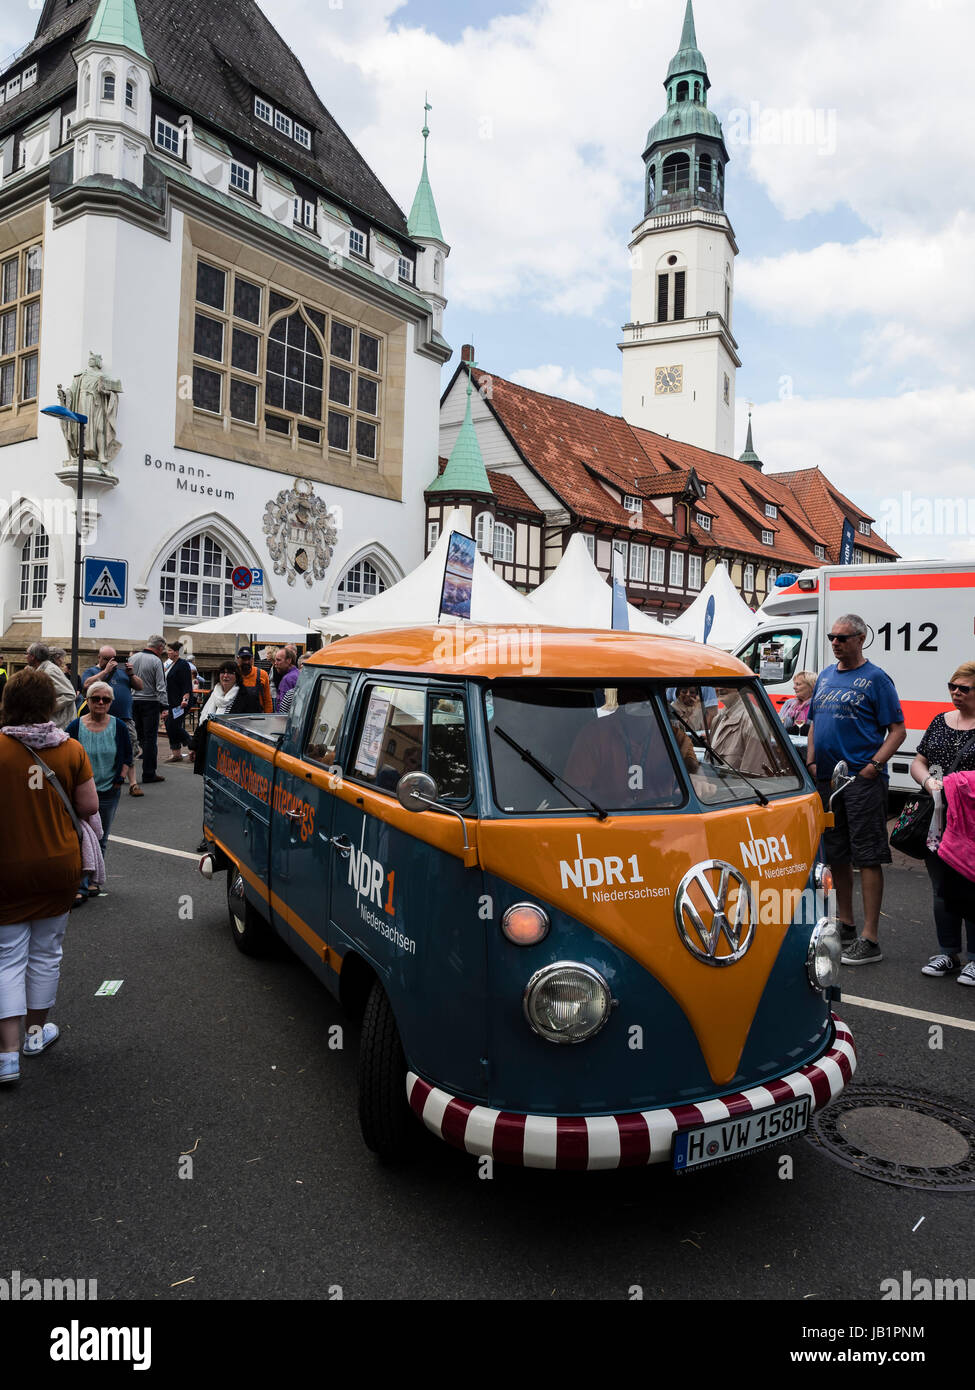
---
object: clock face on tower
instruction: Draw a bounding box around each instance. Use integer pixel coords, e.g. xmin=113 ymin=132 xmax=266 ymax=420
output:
xmin=654 ymin=364 xmax=683 ymax=395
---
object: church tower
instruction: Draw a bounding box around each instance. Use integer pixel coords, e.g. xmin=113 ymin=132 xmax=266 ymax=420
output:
xmin=620 ymin=0 xmax=740 ymax=456
xmin=407 ymin=99 xmax=449 ymax=337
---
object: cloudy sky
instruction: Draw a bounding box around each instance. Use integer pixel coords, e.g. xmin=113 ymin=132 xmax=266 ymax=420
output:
xmin=4 ymin=0 xmax=972 ymax=559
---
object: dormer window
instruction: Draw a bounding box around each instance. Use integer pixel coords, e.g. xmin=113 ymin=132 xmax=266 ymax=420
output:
xmin=858 ymin=520 xmax=871 ymax=536
xmin=761 ymin=529 xmax=774 ymax=546
xmin=623 ymin=494 xmax=642 ymax=513
xmin=7 ymin=76 xmax=21 ymax=100
xmin=22 ymin=65 xmax=37 ymax=91
xmin=274 ymin=111 xmax=293 ymax=138
xmin=292 ymin=198 xmax=316 ymax=229
xmin=815 ymin=545 xmax=826 ymax=560
xmin=764 ymin=503 xmax=777 ymax=519
xmin=398 ymin=257 xmax=413 ymax=283
xmin=154 ymin=116 xmax=181 ymax=157
xmin=255 ymin=96 xmax=272 ymax=124
xmin=102 ymin=72 xmax=116 ymax=101
xmin=229 ymin=161 xmax=253 ymax=196
xmin=349 ymin=228 xmax=366 ymax=259
xmin=699 ymin=481 xmax=707 ymax=497
xmin=697 ymin=513 xmax=711 ymax=532
xmin=294 ymin=123 xmax=311 ymax=149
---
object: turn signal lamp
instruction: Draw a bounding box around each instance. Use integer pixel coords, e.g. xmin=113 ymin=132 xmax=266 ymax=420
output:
xmin=814 ymin=863 xmax=834 ymax=896
xmin=502 ymin=903 xmax=550 ymax=945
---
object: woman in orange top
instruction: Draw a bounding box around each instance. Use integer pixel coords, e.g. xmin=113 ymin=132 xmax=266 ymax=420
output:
xmin=0 ymin=669 xmax=98 ymax=1083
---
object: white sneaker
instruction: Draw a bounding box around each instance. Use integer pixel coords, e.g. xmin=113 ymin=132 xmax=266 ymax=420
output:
xmin=22 ymin=1022 xmax=60 ymax=1055
xmin=958 ymin=962 xmax=975 ymax=987
xmin=921 ymin=954 xmax=958 ymax=977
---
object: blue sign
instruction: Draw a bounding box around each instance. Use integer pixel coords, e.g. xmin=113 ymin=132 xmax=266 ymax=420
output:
xmin=840 ymin=519 xmax=855 ymax=565
xmin=83 ymin=557 xmax=127 ymax=607
xmin=231 ymin=566 xmax=253 ymax=590
xmin=703 ymin=595 xmax=716 ymax=644
xmin=250 ymin=568 xmax=264 ymax=587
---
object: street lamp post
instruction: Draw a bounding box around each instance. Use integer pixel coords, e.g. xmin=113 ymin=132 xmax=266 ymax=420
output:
xmin=41 ymin=403 xmax=88 ymax=692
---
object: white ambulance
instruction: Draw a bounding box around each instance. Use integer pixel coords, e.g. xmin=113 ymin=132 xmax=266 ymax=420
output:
xmin=734 ymin=560 xmax=975 ymax=793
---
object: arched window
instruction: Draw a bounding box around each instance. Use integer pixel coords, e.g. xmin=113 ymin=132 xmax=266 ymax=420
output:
xmin=662 ymin=152 xmax=690 ymax=193
xmin=335 ymin=558 xmax=387 ymax=611
xmin=646 ymin=163 xmax=655 ymax=209
xmin=102 ymin=71 xmax=116 ymax=102
xmin=125 ymin=80 xmax=136 ymax=111
xmin=493 ymin=522 xmax=515 ymax=564
xmin=266 ymin=309 xmax=323 ymax=424
xmin=433 ymin=255 xmax=442 ymax=284
xmin=82 ymin=64 xmax=91 ymax=108
xmin=160 ymin=532 xmax=236 ymax=618
xmin=19 ymin=522 xmax=49 ymax=610
xmin=676 ymin=80 xmax=689 ymax=102
xmin=694 ymin=82 xmax=702 ymax=102
xmin=698 ymin=154 xmax=713 ymax=192
xmin=474 ymin=511 xmax=494 ymax=554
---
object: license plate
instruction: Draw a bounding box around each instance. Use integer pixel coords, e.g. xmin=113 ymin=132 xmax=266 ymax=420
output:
xmin=672 ymin=1096 xmax=810 ymax=1172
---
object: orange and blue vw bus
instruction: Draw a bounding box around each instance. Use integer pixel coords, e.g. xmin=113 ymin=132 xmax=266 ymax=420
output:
xmin=202 ymin=626 xmax=854 ymax=1171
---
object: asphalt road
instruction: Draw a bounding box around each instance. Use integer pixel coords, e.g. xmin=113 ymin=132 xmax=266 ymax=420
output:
xmin=3 ymin=765 xmax=974 ymax=1306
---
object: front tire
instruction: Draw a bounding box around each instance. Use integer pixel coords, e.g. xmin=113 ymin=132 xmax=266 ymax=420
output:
xmin=227 ymin=869 xmax=279 ymax=957
xmin=358 ymin=980 xmax=416 ymax=1162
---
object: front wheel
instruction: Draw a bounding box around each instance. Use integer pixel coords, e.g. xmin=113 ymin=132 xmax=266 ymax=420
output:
xmin=226 ymin=869 xmax=279 ymax=957
xmin=358 ymin=979 xmax=417 ymax=1163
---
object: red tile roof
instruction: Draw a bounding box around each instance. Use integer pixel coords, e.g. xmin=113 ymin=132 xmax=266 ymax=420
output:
xmin=772 ymin=469 xmax=900 ymax=561
xmin=487 ymin=470 xmax=544 ymax=516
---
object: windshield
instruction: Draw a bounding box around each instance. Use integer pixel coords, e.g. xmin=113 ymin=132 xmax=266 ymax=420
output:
xmin=484 ymin=681 xmax=802 ymax=814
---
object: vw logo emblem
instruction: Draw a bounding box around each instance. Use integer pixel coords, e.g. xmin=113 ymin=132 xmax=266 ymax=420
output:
xmin=674 ymin=860 xmax=756 ymax=966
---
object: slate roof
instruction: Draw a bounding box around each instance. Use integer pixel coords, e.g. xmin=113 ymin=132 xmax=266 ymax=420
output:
xmin=449 ymin=362 xmax=887 ymax=571
xmin=2 ymin=0 xmax=411 ymax=238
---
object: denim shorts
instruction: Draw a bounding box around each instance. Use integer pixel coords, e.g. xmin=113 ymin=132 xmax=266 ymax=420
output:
xmin=819 ymin=774 xmax=891 ymax=867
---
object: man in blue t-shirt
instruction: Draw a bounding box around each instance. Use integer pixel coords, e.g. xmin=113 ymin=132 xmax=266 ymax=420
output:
xmin=82 ymin=646 xmax=144 ymax=796
xmin=807 ymin=613 xmax=905 ymax=967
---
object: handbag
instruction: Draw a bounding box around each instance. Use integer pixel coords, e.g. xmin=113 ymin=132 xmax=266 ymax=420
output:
xmin=890 ymin=730 xmax=975 ymax=860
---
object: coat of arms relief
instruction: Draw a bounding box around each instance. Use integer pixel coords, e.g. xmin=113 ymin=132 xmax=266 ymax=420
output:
xmin=263 ymin=479 xmax=338 ymax=587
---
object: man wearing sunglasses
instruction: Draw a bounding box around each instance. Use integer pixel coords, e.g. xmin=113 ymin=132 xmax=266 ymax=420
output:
xmin=806 ymin=614 xmax=905 ymax=965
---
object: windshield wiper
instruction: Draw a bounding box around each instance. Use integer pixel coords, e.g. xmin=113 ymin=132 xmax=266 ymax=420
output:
xmin=494 ymin=725 xmax=609 ymax=820
xmin=669 ymin=708 xmax=770 ymax=808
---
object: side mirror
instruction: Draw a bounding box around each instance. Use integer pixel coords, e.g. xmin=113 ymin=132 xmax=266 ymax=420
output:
xmin=829 ymin=760 xmax=854 ymax=808
xmin=396 ymin=770 xmax=439 ymax=813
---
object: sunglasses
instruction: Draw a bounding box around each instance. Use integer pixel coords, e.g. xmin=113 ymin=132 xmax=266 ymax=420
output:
xmin=828 ymin=633 xmax=854 ymax=642
xmin=948 ymin=682 xmax=973 ymax=694
xmin=89 ymin=696 xmax=112 ymax=704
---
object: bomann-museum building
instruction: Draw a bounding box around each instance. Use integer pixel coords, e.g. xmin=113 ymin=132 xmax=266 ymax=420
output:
xmin=0 ymin=0 xmax=450 ymax=663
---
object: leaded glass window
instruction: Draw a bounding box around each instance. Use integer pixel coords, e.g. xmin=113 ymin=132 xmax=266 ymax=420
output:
xmin=160 ymin=533 xmax=236 ymax=618
xmin=0 ymin=238 xmax=41 ymax=416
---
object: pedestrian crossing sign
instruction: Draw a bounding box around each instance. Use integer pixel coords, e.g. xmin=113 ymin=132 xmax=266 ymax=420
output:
xmin=83 ymin=557 xmax=127 ymax=607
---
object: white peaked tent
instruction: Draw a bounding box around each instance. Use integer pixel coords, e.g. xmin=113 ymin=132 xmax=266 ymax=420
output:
xmin=312 ymin=509 xmax=542 ymax=637
xmin=666 ymin=561 xmax=757 ymax=649
xmin=527 ymin=535 xmax=673 ymax=634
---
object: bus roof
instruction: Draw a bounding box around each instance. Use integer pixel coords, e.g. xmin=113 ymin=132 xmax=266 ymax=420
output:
xmin=306 ymin=625 xmax=752 ymax=681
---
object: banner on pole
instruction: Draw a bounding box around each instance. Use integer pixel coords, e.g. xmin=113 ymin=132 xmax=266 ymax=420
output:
xmin=439 ymin=532 xmax=476 ymax=620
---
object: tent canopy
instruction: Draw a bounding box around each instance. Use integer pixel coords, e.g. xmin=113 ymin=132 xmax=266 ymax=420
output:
xmin=528 ymin=535 xmax=674 ymax=634
xmin=179 ymin=610 xmax=311 ymax=639
xmin=665 ymin=562 xmax=756 ymax=649
xmin=313 ymin=509 xmax=541 ymax=637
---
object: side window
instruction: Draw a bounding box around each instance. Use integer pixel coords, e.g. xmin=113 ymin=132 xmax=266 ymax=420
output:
xmin=304 ymin=677 xmax=350 ymax=767
xmin=736 ymin=629 xmax=803 ymax=684
xmin=350 ymin=685 xmax=471 ymax=800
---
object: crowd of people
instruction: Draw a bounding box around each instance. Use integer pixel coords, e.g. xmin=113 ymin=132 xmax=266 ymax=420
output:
xmin=2 ymin=619 xmax=972 ymax=1088
xmin=0 ymin=637 xmax=307 ymax=1083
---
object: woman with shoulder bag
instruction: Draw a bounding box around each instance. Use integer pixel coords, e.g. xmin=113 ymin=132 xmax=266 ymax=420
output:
xmin=0 ymin=669 xmax=98 ymax=1083
xmin=192 ymin=661 xmax=239 ymax=852
xmin=66 ymin=679 xmax=132 ymax=900
xmin=910 ymin=661 xmax=975 ymax=984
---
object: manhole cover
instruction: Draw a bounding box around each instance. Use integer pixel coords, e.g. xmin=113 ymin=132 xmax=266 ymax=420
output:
xmin=807 ymin=1086 xmax=975 ymax=1192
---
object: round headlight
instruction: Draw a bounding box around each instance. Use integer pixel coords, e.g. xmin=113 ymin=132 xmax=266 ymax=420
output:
xmin=807 ymin=918 xmax=841 ymax=991
xmin=523 ymin=962 xmax=612 ymax=1044
xmin=502 ymin=903 xmax=550 ymax=946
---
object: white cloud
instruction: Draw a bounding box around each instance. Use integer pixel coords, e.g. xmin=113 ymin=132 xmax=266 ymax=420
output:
xmin=755 ymin=387 xmax=975 ymax=560
xmin=508 ymin=363 xmax=619 ymax=409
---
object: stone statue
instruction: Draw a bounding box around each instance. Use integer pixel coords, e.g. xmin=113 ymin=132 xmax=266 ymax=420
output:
xmin=57 ymin=351 xmax=123 ymax=469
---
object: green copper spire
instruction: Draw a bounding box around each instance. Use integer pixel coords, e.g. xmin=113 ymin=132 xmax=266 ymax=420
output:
xmin=665 ymin=0 xmax=709 ymax=88
xmin=408 ymin=96 xmax=445 ymax=242
xmin=739 ymin=412 xmax=763 ymax=469
xmin=86 ymin=0 xmax=148 ymax=59
xmin=428 ymin=360 xmax=492 ymax=496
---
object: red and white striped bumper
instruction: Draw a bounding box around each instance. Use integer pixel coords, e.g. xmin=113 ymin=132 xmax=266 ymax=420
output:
xmin=406 ymin=1013 xmax=855 ymax=1170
